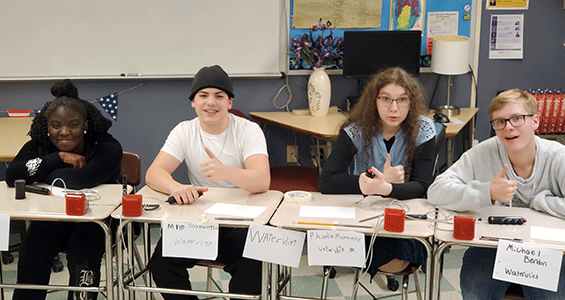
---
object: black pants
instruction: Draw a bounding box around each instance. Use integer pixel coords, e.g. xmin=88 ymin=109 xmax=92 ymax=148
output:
xmin=12 ymin=221 xmax=105 ymax=300
xmin=148 ymin=227 xmax=262 ymax=300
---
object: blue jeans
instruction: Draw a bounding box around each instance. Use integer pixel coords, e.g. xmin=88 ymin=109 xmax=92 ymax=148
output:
xmin=460 ymin=247 xmax=565 ymax=300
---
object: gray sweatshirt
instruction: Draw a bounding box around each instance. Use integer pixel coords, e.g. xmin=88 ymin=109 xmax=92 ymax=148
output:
xmin=428 ymin=136 xmax=565 ymax=218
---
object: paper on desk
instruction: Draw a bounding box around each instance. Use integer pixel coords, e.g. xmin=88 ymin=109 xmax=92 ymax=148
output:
xmin=204 ymin=203 xmax=266 ymax=218
xmin=445 ymin=117 xmax=464 ymax=125
xmin=299 ymin=206 xmax=355 ymax=219
xmin=51 ymin=186 xmax=98 ymax=199
xmin=0 ymin=214 xmax=9 ymax=251
xmin=530 ymin=226 xmax=565 ymax=243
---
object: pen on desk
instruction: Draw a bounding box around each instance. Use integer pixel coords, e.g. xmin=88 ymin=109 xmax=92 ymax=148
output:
xmin=480 ymin=236 xmax=523 ymax=243
xmin=120 ymin=73 xmax=140 ymax=77
xmin=25 ymin=185 xmax=51 ymax=195
xmin=294 ymin=221 xmax=372 ymax=229
xmin=214 ymin=217 xmax=254 ymax=221
xmin=359 ymin=214 xmax=383 ymax=223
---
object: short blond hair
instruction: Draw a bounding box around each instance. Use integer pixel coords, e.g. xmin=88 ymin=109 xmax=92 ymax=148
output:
xmin=488 ymin=89 xmax=538 ymax=119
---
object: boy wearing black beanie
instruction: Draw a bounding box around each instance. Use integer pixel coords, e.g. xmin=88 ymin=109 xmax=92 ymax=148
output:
xmin=146 ymin=65 xmax=270 ymax=300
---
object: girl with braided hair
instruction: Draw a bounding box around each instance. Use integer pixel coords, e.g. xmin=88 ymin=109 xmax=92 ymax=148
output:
xmin=6 ymin=79 xmax=122 ymax=300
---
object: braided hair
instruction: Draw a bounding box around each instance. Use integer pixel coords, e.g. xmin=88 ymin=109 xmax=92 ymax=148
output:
xmin=29 ymin=79 xmax=112 ymax=145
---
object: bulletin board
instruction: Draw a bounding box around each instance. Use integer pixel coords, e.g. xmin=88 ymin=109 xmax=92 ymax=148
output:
xmin=289 ymin=0 xmax=475 ymax=68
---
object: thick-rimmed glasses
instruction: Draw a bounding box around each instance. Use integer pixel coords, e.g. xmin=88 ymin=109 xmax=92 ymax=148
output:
xmin=490 ymin=114 xmax=533 ymax=130
xmin=377 ymin=96 xmax=410 ymax=108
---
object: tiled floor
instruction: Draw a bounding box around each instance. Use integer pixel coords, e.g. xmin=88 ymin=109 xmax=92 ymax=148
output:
xmin=1 ymin=229 xmax=466 ymax=300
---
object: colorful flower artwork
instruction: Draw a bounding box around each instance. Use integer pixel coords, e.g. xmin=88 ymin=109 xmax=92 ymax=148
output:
xmin=391 ymin=0 xmax=424 ymax=31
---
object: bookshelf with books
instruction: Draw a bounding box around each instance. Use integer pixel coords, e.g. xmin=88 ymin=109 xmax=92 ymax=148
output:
xmin=530 ymin=88 xmax=565 ymax=144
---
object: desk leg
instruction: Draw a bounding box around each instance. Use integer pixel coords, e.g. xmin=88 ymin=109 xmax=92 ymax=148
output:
xmin=446 ymin=138 xmax=454 ymax=168
xmin=94 ymin=220 xmax=114 ymax=300
xmin=432 ymin=242 xmax=452 ymax=300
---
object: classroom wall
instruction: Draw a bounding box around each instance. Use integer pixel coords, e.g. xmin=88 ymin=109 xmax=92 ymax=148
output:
xmin=2 ymin=2 xmax=563 ymax=186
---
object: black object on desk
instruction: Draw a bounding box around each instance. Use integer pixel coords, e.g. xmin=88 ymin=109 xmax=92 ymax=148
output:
xmin=25 ymin=185 xmax=51 ymax=195
xmin=15 ymin=179 xmax=26 ymax=199
xmin=167 ymin=191 xmax=204 ymax=204
xmin=433 ymin=113 xmax=450 ymax=123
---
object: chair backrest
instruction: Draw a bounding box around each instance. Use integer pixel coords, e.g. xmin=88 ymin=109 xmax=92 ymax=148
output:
xmin=228 ymin=109 xmax=248 ymax=119
xmin=121 ymin=152 xmax=141 ymax=192
xmin=433 ymin=122 xmax=446 ymax=176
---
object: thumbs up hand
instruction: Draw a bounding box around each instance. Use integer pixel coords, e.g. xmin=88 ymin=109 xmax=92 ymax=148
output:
xmin=382 ymin=153 xmax=405 ymax=183
xmin=200 ymin=147 xmax=227 ymax=182
xmin=489 ymin=164 xmax=517 ymax=203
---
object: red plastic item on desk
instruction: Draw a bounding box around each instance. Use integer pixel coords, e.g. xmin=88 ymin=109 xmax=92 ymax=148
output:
xmin=384 ymin=208 xmax=405 ymax=232
xmin=66 ymin=193 xmax=88 ymax=216
xmin=122 ymin=194 xmax=143 ymax=217
xmin=453 ymin=216 xmax=475 ymax=240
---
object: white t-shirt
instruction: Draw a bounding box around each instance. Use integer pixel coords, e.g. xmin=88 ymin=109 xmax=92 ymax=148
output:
xmin=161 ymin=113 xmax=268 ymax=188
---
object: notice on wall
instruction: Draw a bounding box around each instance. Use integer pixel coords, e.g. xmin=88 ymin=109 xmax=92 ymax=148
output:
xmin=486 ymin=0 xmax=529 ymax=10
xmin=307 ymin=230 xmax=365 ymax=267
xmin=426 ymin=11 xmax=459 ymax=55
xmin=489 ymin=14 xmax=524 ymax=59
xmin=162 ymin=220 xmax=219 ymax=260
xmin=0 ymin=214 xmax=9 ymax=251
xmin=243 ymin=224 xmax=305 ymax=268
xmin=493 ymin=240 xmax=563 ymax=292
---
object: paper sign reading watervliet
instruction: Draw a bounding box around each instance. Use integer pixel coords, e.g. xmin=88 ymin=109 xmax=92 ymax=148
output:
xmin=162 ymin=220 xmax=219 ymax=260
xmin=0 ymin=214 xmax=9 ymax=251
xmin=243 ymin=224 xmax=305 ymax=268
xmin=307 ymin=230 xmax=365 ymax=267
xmin=493 ymin=240 xmax=563 ymax=292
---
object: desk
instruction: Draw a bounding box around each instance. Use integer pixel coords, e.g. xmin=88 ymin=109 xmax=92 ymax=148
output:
xmin=111 ymin=186 xmax=284 ymax=300
xmin=432 ymin=206 xmax=565 ymax=300
xmin=0 ymin=117 xmax=32 ymax=162
xmin=269 ymin=193 xmax=435 ymax=300
xmin=428 ymin=107 xmax=479 ymax=167
xmin=0 ymin=182 xmax=123 ymax=300
xmin=249 ymin=111 xmax=347 ymax=142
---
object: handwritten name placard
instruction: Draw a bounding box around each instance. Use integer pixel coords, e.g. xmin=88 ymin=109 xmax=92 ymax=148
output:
xmin=493 ymin=240 xmax=563 ymax=292
xmin=0 ymin=214 xmax=9 ymax=251
xmin=243 ymin=224 xmax=305 ymax=268
xmin=307 ymin=230 xmax=365 ymax=267
xmin=162 ymin=220 xmax=219 ymax=260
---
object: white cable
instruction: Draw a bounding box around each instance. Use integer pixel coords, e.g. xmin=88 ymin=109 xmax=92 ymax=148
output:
xmin=272 ymin=0 xmax=293 ymax=111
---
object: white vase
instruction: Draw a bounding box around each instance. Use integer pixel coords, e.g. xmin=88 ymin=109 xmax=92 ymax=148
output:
xmin=308 ymin=67 xmax=331 ymax=117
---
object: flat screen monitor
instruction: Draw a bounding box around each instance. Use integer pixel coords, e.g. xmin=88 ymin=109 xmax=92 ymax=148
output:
xmin=343 ymin=30 xmax=421 ymax=78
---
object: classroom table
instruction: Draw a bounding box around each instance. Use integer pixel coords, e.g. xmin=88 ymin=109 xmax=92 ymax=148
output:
xmin=250 ymin=108 xmax=479 ymax=169
xmin=0 ymin=182 xmax=123 ymax=300
xmin=111 ymin=186 xmax=284 ymax=300
xmin=0 ymin=117 xmax=32 ymax=162
xmin=432 ymin=205 xmax=565 ymax=300
xmin=427 ymin=108 xmax=479 ymax=167
xmin=268 ymin=193 xmax=435 ymax=300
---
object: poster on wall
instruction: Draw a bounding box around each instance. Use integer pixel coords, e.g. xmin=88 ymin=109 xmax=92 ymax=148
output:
xmin=489 ymin=14 xmax=524 ymax=59
xmin=426 ymin=11 xmax=459 ymax=55
xmin=292 ymin=0 xmax=382 ymax=28
xmin=486 ymin=0 xmax=529 ymax=10
xmin=390 ymin=0 xmax=426 ymax=31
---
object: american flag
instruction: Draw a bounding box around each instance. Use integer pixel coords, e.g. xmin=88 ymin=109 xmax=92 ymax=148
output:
xmin=97 ymin=94 xmax=118 ymax=121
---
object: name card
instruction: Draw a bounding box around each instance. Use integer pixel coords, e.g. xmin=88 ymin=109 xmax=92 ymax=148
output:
xmin=162 ymin=220 xmax=219 ymax=260
xmin=243 ymin=224 xmax=305 ymax=268
xmin=493 ymin=240 xmax=563 ymax=292
xmin=307 ymin=230 xmax=365 ymax=268
xmin=0 ymin=214 xmax=9 ymax=251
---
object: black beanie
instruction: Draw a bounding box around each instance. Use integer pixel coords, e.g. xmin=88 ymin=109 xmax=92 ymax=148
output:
xmin=189 ymin=65 xmax=234 ymax=100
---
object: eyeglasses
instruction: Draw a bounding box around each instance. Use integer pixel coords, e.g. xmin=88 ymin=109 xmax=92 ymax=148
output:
xmin=490 ymin=114 xmax=534 ymax=130
xmin=377 ymin=96 xmax=410 ymax=107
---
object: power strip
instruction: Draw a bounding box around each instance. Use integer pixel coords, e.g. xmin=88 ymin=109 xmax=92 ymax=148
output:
xmin=291 ymin=106 xmax=340 ymax=116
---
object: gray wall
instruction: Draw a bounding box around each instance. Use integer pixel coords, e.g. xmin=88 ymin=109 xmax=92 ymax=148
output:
xmin=2 ymin=2 xmax=564 ymax=186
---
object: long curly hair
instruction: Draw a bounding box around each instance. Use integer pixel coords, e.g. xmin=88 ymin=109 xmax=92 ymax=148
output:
xmin=342 ymin=67 xmax=426 ymax=175
xmin=29 ymin=79 xmax=112 ymax=145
